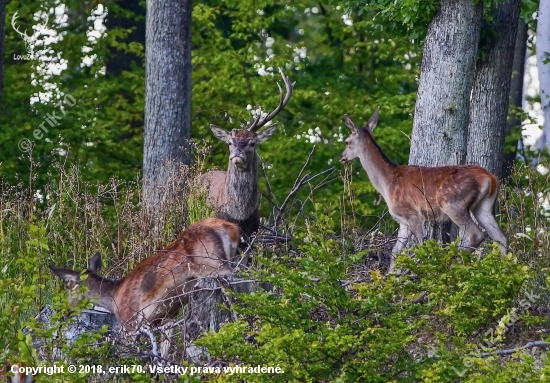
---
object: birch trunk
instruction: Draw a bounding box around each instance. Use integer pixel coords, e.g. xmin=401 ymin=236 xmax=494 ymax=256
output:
xmin=467 ymin=0 xmax=522 ymax=177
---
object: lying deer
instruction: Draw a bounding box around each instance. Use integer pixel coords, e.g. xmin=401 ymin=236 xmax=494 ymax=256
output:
xmin=49 ymin=217 xmax=240 ymax=357
xmin=200 ymin=68 xmax=294 ymax=250
xmin=339 ymin=107 xmax=508 ymax=273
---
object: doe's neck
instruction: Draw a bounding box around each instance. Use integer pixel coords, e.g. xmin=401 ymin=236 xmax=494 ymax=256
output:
xmin=357 ymin=131 xmax=397 ymax=199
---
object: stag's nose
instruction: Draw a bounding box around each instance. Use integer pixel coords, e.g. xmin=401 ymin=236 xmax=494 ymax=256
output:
xmin=230 ymin=150 xmax=245 ymax=167
xmin=339 ymin=154 xmax=348 ymax=163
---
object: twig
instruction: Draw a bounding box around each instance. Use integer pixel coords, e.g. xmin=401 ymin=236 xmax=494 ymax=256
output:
xmin=416 ymin=341 xmax=550 ymax=364
xmin=272 ymin=145 xmax=316 ymax=228
xmin=478 ymin=341 xmax=550 ymax=358
xmin=138 ymin=327 xmax=159 ymax=358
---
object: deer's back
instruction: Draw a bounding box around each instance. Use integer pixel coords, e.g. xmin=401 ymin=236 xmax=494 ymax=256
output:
xmin=114 ymin=218 xmax=239 ymax=327
xmin=388 ymin=164 xmax=498 ymax=221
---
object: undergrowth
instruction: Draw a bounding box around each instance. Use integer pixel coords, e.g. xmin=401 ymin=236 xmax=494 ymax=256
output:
xmin=0 ymin=158 xmax=549 ymax=382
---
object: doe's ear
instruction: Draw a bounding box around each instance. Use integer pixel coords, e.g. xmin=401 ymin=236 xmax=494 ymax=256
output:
xmin=256 ymin=124 xmax=278 ymax=143
xmin=89 ymin=252 xmax=102 ymax=273
xmin=49 ymin=265 xmax=80 ymax=283
xmin=210 ymin=124 xmax=231 ymax=143
xmin=343 ymin=115 xmax=358 ymax=134
xmin=365 ymin=106 xmax=380 ymax=133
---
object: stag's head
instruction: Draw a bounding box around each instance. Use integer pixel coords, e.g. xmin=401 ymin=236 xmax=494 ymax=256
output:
xmin=210 ymin=68 xmax=294 ymax=171
xmin=339 ymin=107 xmax=380 ymax=163
xmin=49 ymin=252 xmax=103 ymax=305
xmin=210 ymin=125 xmax=277 ymax=171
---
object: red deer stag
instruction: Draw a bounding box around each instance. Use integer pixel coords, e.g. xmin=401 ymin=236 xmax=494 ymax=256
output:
xmin=49 ymin=217 xmax=240 ymax=357
xmin=339 ymin=107 xmax=508 ymax=273
xmin=200 ymin=68 xmax=294 ymax=246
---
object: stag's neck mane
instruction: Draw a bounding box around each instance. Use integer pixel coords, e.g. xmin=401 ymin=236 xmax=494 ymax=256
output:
xmin=358 ymin=128 xmax=397 ymax=200
xmin=223 ymin=156 xmax=259 ymax=221
xmin=87 ymin=273 xmax=122 ymax=314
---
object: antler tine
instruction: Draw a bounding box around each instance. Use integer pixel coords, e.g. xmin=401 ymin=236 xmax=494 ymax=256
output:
xmin=247 ymin=67 xmax=294 ymax=132
xmin=245 ymin=106 xmax=263 ymax=130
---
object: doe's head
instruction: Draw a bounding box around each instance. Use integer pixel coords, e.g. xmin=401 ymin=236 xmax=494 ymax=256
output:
xmin=210 ymin=125 xmax=277 ymax=171
xmin=49 ymin=252 xmax=103 ymax=305
xmin=339 ymin=107 xmax=380 ymax=163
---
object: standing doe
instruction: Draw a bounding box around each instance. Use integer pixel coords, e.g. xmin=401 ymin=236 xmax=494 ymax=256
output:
xmin=200 ymin=68 xmax=294 ymax=248
xmin=339 ymin=107 xmax=508 ymax=273
xmin=49 ymin=217 xmax=240 ymax=357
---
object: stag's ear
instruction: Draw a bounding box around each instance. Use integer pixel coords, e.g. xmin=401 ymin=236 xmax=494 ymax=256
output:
xmin=344 ymin=115 xmax=357 ymax=134
xmin=256 ymin=124 xmax=277 ymax=143
xmin=210 ymin=124 xmax=231 ymax=143
xmin=89 ymin=252 xmax=102 ymax=273
xmin=365 ymin=107 xmax=380 ymax=133
xmin=49 ymin=265 xmax=80 ymax=283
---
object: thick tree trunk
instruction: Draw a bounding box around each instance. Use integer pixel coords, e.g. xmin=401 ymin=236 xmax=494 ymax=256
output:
xmin=467 ymin=0 xmax=522 ymax=177
xmin=409 ymin=0 xmax=483 ymax=167
xmin=536 ymin=0 xmax=550 ymax=153
xmin=502 ymin=20 xmax=528 ymax=180
xmin=143 ymin=0 xmax=192 ymax=216
xmin=408 ymin=0 xmax=483 ymax=242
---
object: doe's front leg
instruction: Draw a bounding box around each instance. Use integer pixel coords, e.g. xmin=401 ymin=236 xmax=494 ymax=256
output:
xmin=389 ymin=224 xmax=412 ymax=274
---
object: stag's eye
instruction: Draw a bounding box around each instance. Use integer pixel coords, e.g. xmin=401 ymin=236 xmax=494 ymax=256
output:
xmin=249 ymin=142 xmax=256 ymax=147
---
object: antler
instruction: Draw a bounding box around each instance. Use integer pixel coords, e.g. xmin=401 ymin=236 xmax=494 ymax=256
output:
xmin=246 ymin=67 xmax=295 ymax=132
xmin=11 ymin=11 xmax=33 ymax=41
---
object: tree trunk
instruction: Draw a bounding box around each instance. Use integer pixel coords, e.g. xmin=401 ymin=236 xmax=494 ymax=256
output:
xmin=409 ymin=0 xmax=483 ymax=167
xmin=185 ymin=277 xmax=256 ymax=364
xmin=467 ymin=0 xmax=522 ymax=177
xmin=408 ymin=0 xmax=483 ymax=242
xmin=502 ymin=20 xmax=528 ymax=180
xmin=143 ymin=0 xmax=192 ymax=218
xmin=536 ymin=0 xmax=550 ymax=153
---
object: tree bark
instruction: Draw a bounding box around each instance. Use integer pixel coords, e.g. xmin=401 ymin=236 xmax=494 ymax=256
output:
xmin=409 ymin=0 xmax=483 ymax=167
xmin=501 ymin=20 xmax=528 ymax=180
xmin=408 ymin=0 xmax=483 ymax=242
xmin=536 ymin=0 xmax=550 ymax=153
xmin=467 ymin=0 xmax=522 ymax=177
xmin=143 ymin=0 xmax=192 ymax=215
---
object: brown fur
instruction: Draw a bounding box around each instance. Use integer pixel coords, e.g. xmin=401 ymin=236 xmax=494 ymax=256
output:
xmin=340 ymin=108 xmax=508 ymax=272
xmin=49 ymin=218 xmax=240 ymax=331
xmin=0 ymin=364 xmax=32 ymax=383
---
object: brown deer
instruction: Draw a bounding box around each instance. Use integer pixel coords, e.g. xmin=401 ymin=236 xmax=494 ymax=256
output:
xmin=1 ymin=364 xmax=32 ymax=383
xmin=339 ymin=107 xmax=508 ymax=273
xmin=49 ymin=217 xmax=240 ymax=357
xmin=200 ymin=68 xmax=294 ymax=247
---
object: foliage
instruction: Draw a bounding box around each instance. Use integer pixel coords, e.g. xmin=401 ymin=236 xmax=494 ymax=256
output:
xmin=192 ymin=0 xmax=419 ymax=226
xmin=1 ymin=0 xmax=421 ymax=234
xmin=197 ymin=207 xmax=535 ymax=382
xmin=1 ymin=0 xmax=145 ymax=187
